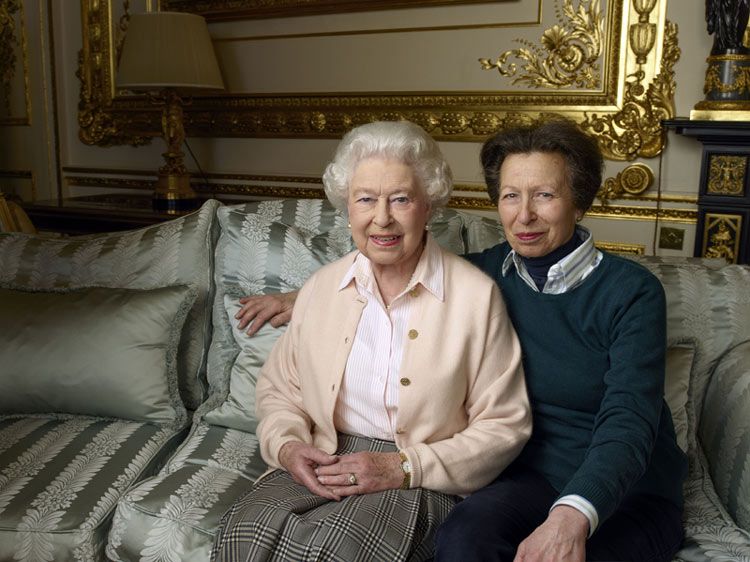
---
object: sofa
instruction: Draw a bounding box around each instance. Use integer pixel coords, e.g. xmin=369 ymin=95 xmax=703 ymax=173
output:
xmin=0 ymin=198 xmax=748 ymax=562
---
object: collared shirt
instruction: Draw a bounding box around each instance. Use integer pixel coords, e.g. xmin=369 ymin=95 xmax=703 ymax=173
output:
xmin=501 ymin=226 xmax=602 ymax=294
xmin=333 ymin=235 xmax=444 ymax=440
xmin=502 ymin=224 xmax=602 ymax=536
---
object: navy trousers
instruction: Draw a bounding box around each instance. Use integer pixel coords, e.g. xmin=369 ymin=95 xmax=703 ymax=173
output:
xmin=434 ymin=465 xmax=683 ymax=562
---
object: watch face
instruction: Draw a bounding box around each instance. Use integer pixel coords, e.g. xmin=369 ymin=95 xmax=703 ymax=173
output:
xmin=402 ymin=460 xmax=412 ymax=474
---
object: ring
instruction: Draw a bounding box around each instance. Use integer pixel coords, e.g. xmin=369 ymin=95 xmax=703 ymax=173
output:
xmin=348 ymin=473 xmax=357 ymax=486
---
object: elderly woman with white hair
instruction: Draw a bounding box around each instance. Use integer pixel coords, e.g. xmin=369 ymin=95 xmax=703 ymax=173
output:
xmin=211 ymin=121 xmax=531 ymax=562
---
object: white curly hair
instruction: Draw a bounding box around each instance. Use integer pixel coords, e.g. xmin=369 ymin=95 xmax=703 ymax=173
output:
xmin=322 ymin=121 xmax=453 ymax=212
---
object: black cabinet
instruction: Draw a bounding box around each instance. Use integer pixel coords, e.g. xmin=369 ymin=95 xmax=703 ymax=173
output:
xmin=663 ymin=119 xmax=750 ymax=264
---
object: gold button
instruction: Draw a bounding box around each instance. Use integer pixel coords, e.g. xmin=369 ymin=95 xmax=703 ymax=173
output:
xmin=396 ymin=427 xmax=406 ymax=434
xmin=409 ymin=287 xmax=419 ymax=297
xmin=408 ymin=329 xmax=418 ymax=340
xmin=400 ymin=377 xmax=411 ymax=386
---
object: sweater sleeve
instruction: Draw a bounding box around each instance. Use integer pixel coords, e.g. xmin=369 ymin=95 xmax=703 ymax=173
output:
xmin=559 ymin=265 xmax=667 ymax=524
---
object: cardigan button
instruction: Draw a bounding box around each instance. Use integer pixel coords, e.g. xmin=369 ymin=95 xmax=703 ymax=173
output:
xmin=409 ymin=287 xmax=419 ymax=297
xmin=400 ymin=378 xmax=411 ymax=386
xmin=408 ymin=329 xmax=418 ymax=340
xmin=396 ymin=427 xmax=406 ymax=434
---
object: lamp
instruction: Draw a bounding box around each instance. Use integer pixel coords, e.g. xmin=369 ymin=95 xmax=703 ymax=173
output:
xmin=116 ymin=12 xmax=224 ymax=210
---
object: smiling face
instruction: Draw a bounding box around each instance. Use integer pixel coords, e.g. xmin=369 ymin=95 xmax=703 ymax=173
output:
xmin=497 ymin=151 xmax=583 ymax=258
xmin=347 ymin=156 xmax=431 ymax=278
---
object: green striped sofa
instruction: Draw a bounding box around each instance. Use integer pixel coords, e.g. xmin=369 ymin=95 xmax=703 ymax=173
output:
xmin=0 ymin=198 xmax=748 ymax=561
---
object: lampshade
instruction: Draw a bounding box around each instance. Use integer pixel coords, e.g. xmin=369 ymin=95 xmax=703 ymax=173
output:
xmin=117 ymin=12 xmax=224 ymax=91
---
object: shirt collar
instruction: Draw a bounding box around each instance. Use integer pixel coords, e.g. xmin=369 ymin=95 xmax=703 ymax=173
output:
xmin=501 ymin=226 xmax=601 ymax=294
xmin=338 ymin=234 xmax=444 ymax=301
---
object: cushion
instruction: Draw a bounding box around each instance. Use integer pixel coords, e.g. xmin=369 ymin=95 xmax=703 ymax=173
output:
xmin=199 ymin=199 xmax=352 ymax=432
xmin=0 ymin=198 xmax=220 ymax=410
xmin=664 ymin=341 xmax=696 ymax=452
xmin=0 ymin=416 xmax=186 ymax=562
xmin=198 ymin=199 xmax=506 ymax=432
xmin=0 ymin=285 xmax=194 ymax=424
xmin=699 ymin=339 xmax=750 ymax=533
xmin=106 ymin=423 xmax=268 ymax=562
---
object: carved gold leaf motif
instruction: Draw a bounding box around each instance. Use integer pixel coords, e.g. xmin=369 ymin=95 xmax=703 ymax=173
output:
xmin=479 ymin=0 xmax=602 ymax=89
xmin=581 ymin=20 xmax=679 ymax=160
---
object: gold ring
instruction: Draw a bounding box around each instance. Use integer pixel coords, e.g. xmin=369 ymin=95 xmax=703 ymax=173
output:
xmin=348 ymin=473 xmax=357 ymax=486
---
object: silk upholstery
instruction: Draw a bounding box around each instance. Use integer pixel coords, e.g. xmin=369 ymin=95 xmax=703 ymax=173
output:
xmin=0 ymin=285 xmax=194 ymax=424
xmin=0 ymin=199 xmax=220 ymax=410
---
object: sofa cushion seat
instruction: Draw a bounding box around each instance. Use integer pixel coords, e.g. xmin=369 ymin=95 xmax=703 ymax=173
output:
xmin=107 ymin=422 xmax=267 ymax=562
xmin=0 ymin=416 xmax=186 ymax=562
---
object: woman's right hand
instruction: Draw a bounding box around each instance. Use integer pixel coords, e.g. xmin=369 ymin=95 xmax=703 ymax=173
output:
xmin=236 ymin=291 xmax=298 ymax=336
xmin=278 ymin=441 xmax=341 ymax=501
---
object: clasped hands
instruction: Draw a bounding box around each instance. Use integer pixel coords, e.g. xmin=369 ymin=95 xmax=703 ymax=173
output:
xmin=278 ymin=441 xmax=403 ymax=501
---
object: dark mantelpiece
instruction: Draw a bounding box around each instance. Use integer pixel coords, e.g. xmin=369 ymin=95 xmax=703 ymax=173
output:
xmin=663 ymin=119 xmax=750 ymax=264
xmin=22 ymin=194 xmax=189 ymax=235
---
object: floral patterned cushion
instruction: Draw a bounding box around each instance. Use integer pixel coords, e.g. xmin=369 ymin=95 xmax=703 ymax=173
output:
xmin=106 ymin=423 xmax=267 ymax=562
xmin=0 ymin=416 xmax=185 ymax=562
xmin=0 ymin=199 xmax=220 ymax=411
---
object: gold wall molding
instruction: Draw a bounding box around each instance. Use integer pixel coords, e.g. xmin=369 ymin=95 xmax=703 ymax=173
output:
xmin=63 ymin=169 xmax=697 ymax=223
xmin=587 ymin=203 xmax=696 ymax=223
xmin=163 ymin=0 xmax=493 ymax=20
xmin=77 ymin=0 xmax=676 ymax=157
xmin=479 ymin=0 xmax=603 ymax=89
xmin=595 ymin=240 xmax=645 ymax=255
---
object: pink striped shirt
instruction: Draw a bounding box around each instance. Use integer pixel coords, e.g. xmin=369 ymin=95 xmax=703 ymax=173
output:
xmin=333 ymin=236 xmax=444 ymax=440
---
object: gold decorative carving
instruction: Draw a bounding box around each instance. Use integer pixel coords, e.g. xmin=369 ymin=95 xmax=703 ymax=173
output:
xmin=77 ymin=0 xmax=150 ymax=147
xmin=78 ymin=0 xmax=676 ymax=155
xmin=0 ymin=0 xmax=20 ymax=114
xmin=598 ymin=163 xmax=654 ymax=203
xmin=702 ymin=213 xmax=741 ymax=263
xmin=580 ymin=20 xmax=679 ymax=161
xmin=594 ymin=241 xmax=645 ymax=255
xmin=707 ymin=154 xmax=747 ymax=196
xmin=479 ymin=0 xmax=603 ymax=89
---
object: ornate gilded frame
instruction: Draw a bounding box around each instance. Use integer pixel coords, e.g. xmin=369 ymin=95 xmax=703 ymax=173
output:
xmin=78 ymin=0 xmax=677 ymax=162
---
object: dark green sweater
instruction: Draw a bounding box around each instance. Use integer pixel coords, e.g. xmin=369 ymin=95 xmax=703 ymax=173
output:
xmin=467 ymin=243 xmax=687 ymax=525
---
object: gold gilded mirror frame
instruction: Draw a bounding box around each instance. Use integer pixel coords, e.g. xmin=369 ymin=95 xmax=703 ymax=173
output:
xmin=78 ymin=0 xmax=678 ymax=161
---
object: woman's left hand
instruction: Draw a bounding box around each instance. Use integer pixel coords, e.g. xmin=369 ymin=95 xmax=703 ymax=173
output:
xmin=513 ymin=506 xmax=588 ymax=562
xmin=314 ymin=451 xmax=403 ymax=496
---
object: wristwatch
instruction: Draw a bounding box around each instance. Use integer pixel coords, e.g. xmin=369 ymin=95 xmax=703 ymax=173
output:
xmin=398 ymin=450 xmax=412 ymax=490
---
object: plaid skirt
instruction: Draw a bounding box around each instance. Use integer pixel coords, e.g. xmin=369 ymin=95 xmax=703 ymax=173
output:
xmin=211 ymin=433 xmax=459 ymax=562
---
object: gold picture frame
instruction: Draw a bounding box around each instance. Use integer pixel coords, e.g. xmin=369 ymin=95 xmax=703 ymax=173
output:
xmin=78 ymin=0 xmax=678 ymax=162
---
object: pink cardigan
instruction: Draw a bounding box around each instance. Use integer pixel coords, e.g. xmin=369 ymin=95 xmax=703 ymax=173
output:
xmin=256 ymin=245 xmax=531 ymax=495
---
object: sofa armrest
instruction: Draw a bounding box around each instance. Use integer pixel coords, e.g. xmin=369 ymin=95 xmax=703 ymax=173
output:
xmin=698 ymin=339 xmax=750 ymax=533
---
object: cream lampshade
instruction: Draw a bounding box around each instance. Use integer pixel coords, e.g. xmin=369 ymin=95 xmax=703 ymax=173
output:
xmin=117 ymin=11 xmax=224 ymax=210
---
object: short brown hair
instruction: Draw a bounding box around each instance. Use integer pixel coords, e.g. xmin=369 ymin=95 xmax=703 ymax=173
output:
xmin=480 ymin=120 xmax=603 ymax=212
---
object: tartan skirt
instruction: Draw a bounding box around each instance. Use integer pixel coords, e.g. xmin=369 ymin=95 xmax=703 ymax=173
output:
xmin=211 ymin=433 xmax=459 ymax=562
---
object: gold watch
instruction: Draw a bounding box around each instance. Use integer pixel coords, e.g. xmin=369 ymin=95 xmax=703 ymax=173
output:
xmin=398 ymin=450 xmax=412 ymax=490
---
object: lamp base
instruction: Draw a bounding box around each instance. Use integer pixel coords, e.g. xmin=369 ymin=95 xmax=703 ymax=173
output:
xmin=153 ymin=172 xmax=200 ymax=213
